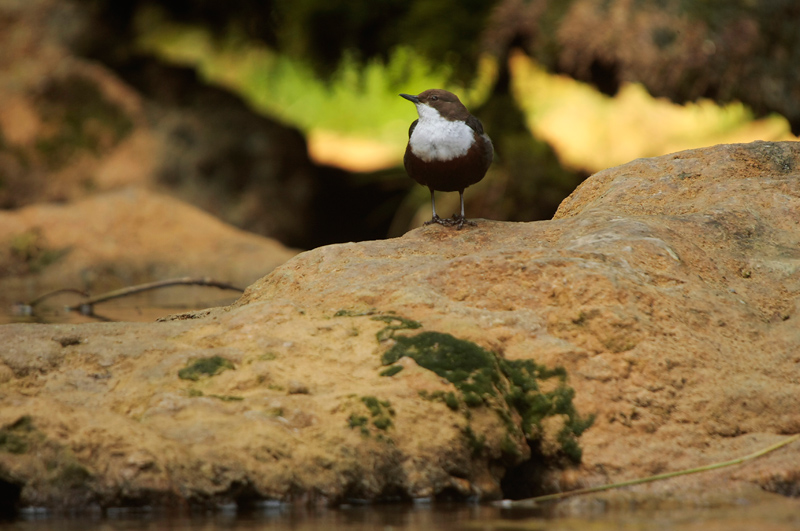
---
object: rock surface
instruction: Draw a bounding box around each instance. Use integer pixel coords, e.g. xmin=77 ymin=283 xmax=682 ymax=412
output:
xmin=0 ymin=187 xmax=297 ymax=321
xmin=1 ymin=141 xmax=800 ymax=511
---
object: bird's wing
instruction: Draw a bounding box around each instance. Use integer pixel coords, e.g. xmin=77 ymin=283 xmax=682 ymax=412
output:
xmin=465 ymin=115 xmax=485 ymax=135
xmin=482 ymin=133 xmax=494 ymax=169
xmin=408 ymin=119 xmax=419 ymax=138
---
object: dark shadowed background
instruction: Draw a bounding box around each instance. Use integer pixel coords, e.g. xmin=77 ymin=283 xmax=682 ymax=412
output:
xmin=1 ymin=0 xmax=797 ymax=249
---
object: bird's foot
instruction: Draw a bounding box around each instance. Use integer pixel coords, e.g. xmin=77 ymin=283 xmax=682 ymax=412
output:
xmin=449 ymin=214 xmax=476 ymax=230
xmin=423 ymin=214 xmax=452 ymax=227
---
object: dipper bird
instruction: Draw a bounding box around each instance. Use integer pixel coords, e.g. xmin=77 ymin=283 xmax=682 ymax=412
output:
xmin=400 ymin=89 xmax=493 ymax=229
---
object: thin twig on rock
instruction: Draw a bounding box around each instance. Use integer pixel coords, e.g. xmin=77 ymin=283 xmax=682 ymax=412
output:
xmin=63 ymin=277 xmax=244 ymax=313
xmin=498 ymin=433 xmax=800 ymax=507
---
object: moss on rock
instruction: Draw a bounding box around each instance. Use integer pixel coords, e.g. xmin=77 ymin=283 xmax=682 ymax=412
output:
xmin=370 ymin=314 xmax=422 ymax=341
xmin=379 ymin=365 xmax=403 ymax=377
xmin=178 ymin=356 xmax=235 ymax=381
xmin=382 ymin=331 xmax=593 ymax=461
xmin=347 ymin=396 xmax=396 ymax=439
xmin=0 ymin=415 xmax=35 ymax=454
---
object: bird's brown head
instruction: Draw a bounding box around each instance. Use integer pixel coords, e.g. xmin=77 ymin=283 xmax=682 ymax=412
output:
xmin=400 ymin=89 xmax=470 ymax=121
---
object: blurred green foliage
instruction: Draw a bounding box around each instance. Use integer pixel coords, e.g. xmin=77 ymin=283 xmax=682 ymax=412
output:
xmin=135 ymin=9 xmax=482 ymax=147
xmin=128 ymin=0 xmax=497 ymax=82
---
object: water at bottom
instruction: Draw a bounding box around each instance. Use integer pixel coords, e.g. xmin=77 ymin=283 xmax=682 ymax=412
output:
xmin=1 ymin=503 xmax=515 ymax=531
xmin=3 ymin=494 xmax=800 ymax=531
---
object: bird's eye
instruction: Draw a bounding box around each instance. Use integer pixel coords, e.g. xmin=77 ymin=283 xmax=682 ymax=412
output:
xmin=431 ymin=95 xmax=438 ymax=101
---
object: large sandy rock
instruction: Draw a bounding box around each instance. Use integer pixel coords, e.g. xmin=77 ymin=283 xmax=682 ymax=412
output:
xmin=1 ymin=141 xmax=799 ymax=511
xmin=0 ymin=188 xmax=297 ymax=319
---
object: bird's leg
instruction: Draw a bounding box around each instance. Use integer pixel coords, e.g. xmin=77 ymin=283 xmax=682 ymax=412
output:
xmin=423 ymin=188 xmax=451 ymax=226
xmin=450 ymin=190 xmax=477 ymax=229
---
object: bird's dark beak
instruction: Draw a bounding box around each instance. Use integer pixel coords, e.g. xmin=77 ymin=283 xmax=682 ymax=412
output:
xmin=400 ymin=93 xmax=419 ymax=104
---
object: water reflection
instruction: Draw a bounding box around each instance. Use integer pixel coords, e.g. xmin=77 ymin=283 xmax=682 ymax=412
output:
xmin=4 ymin=494 xmax=800 ymax=531
xmin=2 ymin=287 xmax=240 ymax=325
xmin=3 ymin=503 xmax=523 ymax=531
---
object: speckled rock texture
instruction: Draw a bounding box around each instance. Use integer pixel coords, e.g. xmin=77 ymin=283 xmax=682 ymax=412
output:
xmin=1 ymin=141 xmax=799 ymax=511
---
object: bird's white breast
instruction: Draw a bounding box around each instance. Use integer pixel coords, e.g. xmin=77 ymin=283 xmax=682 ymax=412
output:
xmin=409 ymin=105 xmax=475 ymax=162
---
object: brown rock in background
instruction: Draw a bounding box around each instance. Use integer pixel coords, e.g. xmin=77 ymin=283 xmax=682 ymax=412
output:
xmin=0 ymin=188 xmax=297 ymax=321
xmin=1 ymin=141 xmax=799 ymax=510
xmin=0 ymin=0 xmax=383 ymax=249
xmin=484 ymin=0 xmax=800 ymax=134
xmin=0 ymin=0 xmax=143 ymax=207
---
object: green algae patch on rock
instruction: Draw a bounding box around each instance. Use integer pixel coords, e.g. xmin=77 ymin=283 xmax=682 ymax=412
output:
xmin=499 ymin=358 xmax=594 ymax=462
xmin=381 ymin=331 xmax=593 ymax=461
xmin=420 ymin=390 xmax=461 ymax=411
xmin=347 ymin=396 xmax=396 ymax=441
xmin=381 ymin=332 xmax=501 ymax=406
xmin=0 ymin=415 xmax=96 ymax=502
xmin=379 ymin=365 xmax=404 ymax=377
xmin=348 ymin=413 xmax=370 ymax=436
xmin=178 ymin=356 xmax=235 ymax=381
xmin=0 ymin=415 xmax=36 ymax=454
xmin=53 ymin=461 xmax=92 ymax=489
xmin=370 ymin=315 xmax=422 ymax=341
xmin=333 ymin=308 xmax=377 ymax=317
xmin=332 ymin=311 xmax=421 ymax=340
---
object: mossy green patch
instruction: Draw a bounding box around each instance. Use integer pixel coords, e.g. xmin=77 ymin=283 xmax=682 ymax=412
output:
xmin=0 ymin=416 xmax=95 ymax=491
xmin=348 ymin=414 xmax=370 ymax=436
xmin=382 ymin=331 xmax=501 ymax=407
xmin=347 ymin=396 xmax=395 ymax=437
xmin=178 ymin=356 xmax=235 ymax=381
xmin=55 ymin=462 xmax=92 ymax=488
xmin=333 ymin=310 xmax=421 ymax=341
xmin=500 ymin=358 xmax=594 ymax=462
xmin=443 ymin=391 xmax=460 ymax=411
xmin=419 ymin=390 xmax=461 ymax=411
xmin=464 ymin=425 xmax=486 ymax=457
xmin=371 ymin=315 xmax=422 ymax=341
xmin=379 ymin=365 xmax=403 ymax=377
xmin=362 ymin=396 xmax=395 ymax=422
xmin=372 ymin=416 xmax=392 ymax=430
xmin=334 ymin=308 xmax=377 ymax=317
xmin=0 ymin=415 xmax=35 ymax=454
xmin=382 ymin=331 xmax=593 ymax=461
xmin=501 ymin=433 xmax=522 ymax=460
